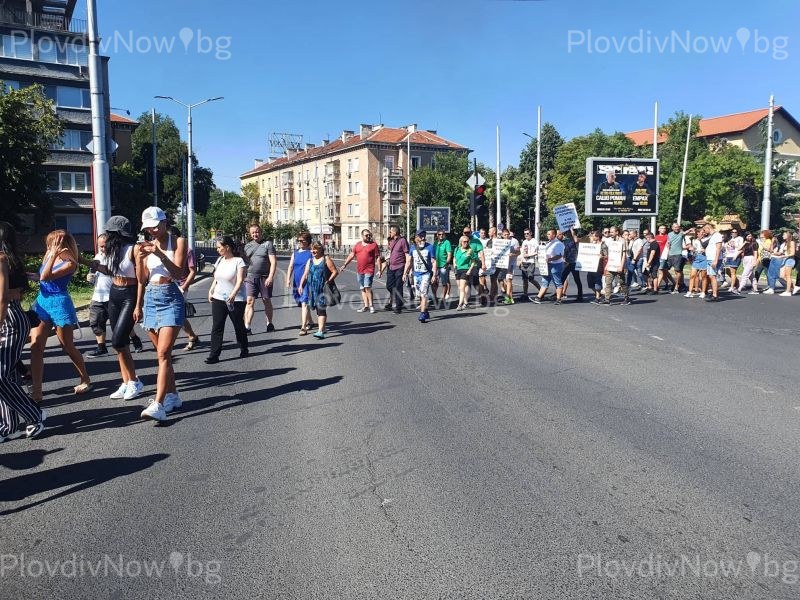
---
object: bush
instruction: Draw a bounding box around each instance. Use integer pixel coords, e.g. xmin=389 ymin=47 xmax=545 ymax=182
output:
xmin=22 ymin=252 xmax=95 ymax=305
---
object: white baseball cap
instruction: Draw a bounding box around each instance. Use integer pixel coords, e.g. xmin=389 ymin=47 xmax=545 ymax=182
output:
xmin=141 ymin=206 xmax=167 ymax=229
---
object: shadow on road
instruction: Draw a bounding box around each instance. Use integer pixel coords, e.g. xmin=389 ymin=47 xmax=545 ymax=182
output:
xmin=0 ymin=447 xmax=64 ymax=470
xmin=161 ymin=375 xmax=344 ymax=426
xmin=0 ymin=453 xmax=169 ymax=515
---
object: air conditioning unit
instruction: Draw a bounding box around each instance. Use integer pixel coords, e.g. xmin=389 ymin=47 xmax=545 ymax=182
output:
xmin=382 ymin=167 xmax=389 ymax=176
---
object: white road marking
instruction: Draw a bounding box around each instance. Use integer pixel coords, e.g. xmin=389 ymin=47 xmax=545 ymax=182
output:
xmin=650 ymin=335 xmax=664 ymax=341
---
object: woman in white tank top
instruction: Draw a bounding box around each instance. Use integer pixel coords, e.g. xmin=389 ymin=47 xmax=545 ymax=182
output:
xmin=135 ymin=206 xmax=188 ymax=422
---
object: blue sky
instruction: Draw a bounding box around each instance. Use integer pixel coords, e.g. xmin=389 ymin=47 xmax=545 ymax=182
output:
xmin=80 ymin=0 xmax=799 ymax=191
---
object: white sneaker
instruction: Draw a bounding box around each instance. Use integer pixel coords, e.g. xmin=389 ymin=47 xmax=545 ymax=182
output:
xmin=613 ymin=285 xmax=620 ymax=294
xmin=779 ymin=291 xmax=792 ymax=297
xmin=763 ymin=288 xmax=775 ymax=295
xmin=684 ymin=292 xmax=694 ymax=298
xmin=671 ymin=289 xmax=679 ymax=294
xmin=163 ymin=392 xmax=182 ymax=413
xmin=110 ymin=382 xmax=128 ymax=399
xmin=140 ymin=401 xmax=167 ymax=421
xmin=369 ymin=306 xmax=376 ymax=314
xmin=630 ymin=283 xmax=640 ymax=289
xmin=698 ymin=292 xmax=705 ymax=299
xmin=749 ymin=290 xmax=760 ymax=295
xmin=793 ymin=287 xmax=800 ymax=295
xmin=356 ymin=306 xmax=368 ymax=313
xmin=123 ymin=379 xmax=144 ymax=401
xmin=721 ymin=282 xmax=730 ymax=289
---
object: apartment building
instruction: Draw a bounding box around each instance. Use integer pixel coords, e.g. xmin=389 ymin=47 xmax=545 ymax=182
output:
xmin=240 ymin=124 xmax=467 ymax=247
xmin=0 ymin=0 xmax=116 ymax=249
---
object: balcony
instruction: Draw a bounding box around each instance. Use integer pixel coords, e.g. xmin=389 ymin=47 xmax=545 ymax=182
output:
xmin=0 ymin=7 xmax=87 ymax=34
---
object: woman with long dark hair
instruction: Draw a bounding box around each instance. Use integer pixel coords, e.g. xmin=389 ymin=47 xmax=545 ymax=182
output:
xmin=91 ymin=216 xmax=145 ymax=401
xmin=29 ymin=229 xmax=91 ymax=402
xmin=0 ymin=222 xmax=45 ymax=440
xmin=134 ymin=207 xmax=187 ymax=422
xmin=205 ymin=236 xmax=248 ymax=363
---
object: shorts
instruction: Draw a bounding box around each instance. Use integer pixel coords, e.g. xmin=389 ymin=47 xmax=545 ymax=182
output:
xmin=480 ymin=267 xmax=495 ymax=278
xmin=541 ymin=263 xmax=564 ymax=288
xmin=437 ymin=267 xmax=450 ymax=281
xmin=667 ymin=255 xmax=685 ymax=272
xmin=455 ymin=269 xmax=470 ymax=281
xmin=587 ymin=272 xmax=602 ymax=291
xmin=245 ymin=275 xmax=274 ymax=299
xmin=494 ymin=268 xmax=508 ymax=280
xmin=706 ymin=264 xmax=718 ymax=277
xmin=782 ymin=258 xmax=796 ymax=269
xmin=357 ymin=273 xmax=375 ymax=289
xmin=414 ymin=273 xmax=432 ymax=296
xmin=89 ymin=301 xmax=109 ymax=336
xmin=724 ymin=258 xmax=741 ymax=269
xmin=33 ymin=291 xmax=78 ymax=328
xmin=659 ymin=259 xmax=669 ymax=270
xmin=143 ymin=282 xmax=185 ymax=331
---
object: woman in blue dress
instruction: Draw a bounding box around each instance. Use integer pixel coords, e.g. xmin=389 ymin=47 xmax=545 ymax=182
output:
xmin=285 ymin=231 xmax=313 ymax=334
xmin=29 ymin=230 xmax=91 ymax=402
xmin=298 ymin=242 xmax=339 ymax=339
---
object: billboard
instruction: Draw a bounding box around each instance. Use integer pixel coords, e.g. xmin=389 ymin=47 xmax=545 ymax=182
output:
xmin=585 ymin=157 xmax=659 ymax=216
xmin=416 ymin=206 xmax=451 ymax=233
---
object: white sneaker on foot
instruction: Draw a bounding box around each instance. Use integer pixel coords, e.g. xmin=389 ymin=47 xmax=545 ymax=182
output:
xmin=140 ymin=401 xmax=166 ymax=421
xmin=369 ymin=306 xmax=376 ymax=314
xmin=749 ymin=290 xmax=760 ymax=294
xmin=356 ymin=306 xmax=368 ymax=313
xmin=25 ymin=422 xmax=45 ymax=439
xmin=779 ymin=291 xmax=792 ymax=297
xmin=684 ymin=292 xmax=694 ymax=298
xmin=110 ymin=383 xmax=128 ymax=399
xmin=163 ymin=392 xmax=182 ymax=413
xmin=793 ymin=287 xmax=800 ymax=295
xmin=763 ymin=288 xmax=775 ymax=294
xmin=123 ymin=379 xmax=144 ymax=401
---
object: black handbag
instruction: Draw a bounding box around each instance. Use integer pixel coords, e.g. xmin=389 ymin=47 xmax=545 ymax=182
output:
xmin=185 ymin=301 xmax=196 ymax=317
xmin=324 ymin=280 xmax=341 ymax=307
xmin=25 ymin=309 xmax=41 ymax=328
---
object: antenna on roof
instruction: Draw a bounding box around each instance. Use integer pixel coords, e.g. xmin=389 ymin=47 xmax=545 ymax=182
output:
xmin=268 ymin=132 xmax=303 ymax=160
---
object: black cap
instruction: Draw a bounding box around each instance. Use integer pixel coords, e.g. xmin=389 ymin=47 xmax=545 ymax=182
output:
xmin=104 ymin=216 xmax=133 ymax=237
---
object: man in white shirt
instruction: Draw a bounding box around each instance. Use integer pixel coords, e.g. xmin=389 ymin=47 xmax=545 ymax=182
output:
xmin=629 ymin=229 xmax=645 ymax=289
xmin=519 ymin=228 xmax=541 ymax=299
xmin=533 ymin=229 xmax=565 ymax=306
xmin=702 ymin=222 xmax=723 ymax=302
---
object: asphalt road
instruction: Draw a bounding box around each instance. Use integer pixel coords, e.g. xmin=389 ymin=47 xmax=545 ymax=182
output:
xmin=2 ymin=260 xmax=800 ymax=599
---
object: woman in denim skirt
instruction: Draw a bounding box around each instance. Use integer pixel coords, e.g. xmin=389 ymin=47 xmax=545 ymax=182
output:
xmin=134 ymin=207 xmax=187 ymax=422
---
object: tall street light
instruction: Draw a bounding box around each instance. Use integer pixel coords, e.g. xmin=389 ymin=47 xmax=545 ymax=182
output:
xmin=154 ymin=95 xmax=224 ymax=251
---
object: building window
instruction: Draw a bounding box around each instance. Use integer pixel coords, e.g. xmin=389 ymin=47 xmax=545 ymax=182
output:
xmin=53 ymin=214 xmax=92 ymax=235
xmin=385 ymin=155 xmax=395 ymax=170
xmin=52 ymin=129 xmax=91 ymax=151
xmin=37 ymin=38 xmax=58 ymax=63
xmin=283 ymin=209 xmax=288 ymax=220
xmin=347 ymin=181 xmax=353 ymax=195
xmin=347 ymin=158 xmax=360 ymax=173
xmin=1 ymin=34 xmax=33 ymax=60
xmin=353 ymin=203 xmax=360 ymax=216
xmin=2 ymin=80 xmax=20 ymax=91
xmin=388 ymin=179 xmax=401 ymax=193
xmin=354 ymin=181 xmax=361 ymax=195
xmin=47 ymin=171 xmax=91 ymax=192
xmin=56 ymin=86 xmax=91 ymax=109
xmin=66 ymin=43 xmax=88 ymax=66
xmin=347 ymin=204 xmax=353 ymax=216
xmin=411 ymin=156 xmax=421 ymax=170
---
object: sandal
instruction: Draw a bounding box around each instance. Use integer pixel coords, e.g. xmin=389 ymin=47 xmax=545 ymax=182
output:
xmin=74 ymin=382 xmax=93 ymax=394
xmin=299 ymin=328 xmax=309 ymax=336
xmin=185 ymin=336 xmax=200 ymax=350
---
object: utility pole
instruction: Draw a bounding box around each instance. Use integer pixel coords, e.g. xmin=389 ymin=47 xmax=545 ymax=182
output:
xmin=152 ymin=108 xmax=158 ymax=206
xmin=761 ymin=95 xmax=775 ymax=231
xmin=87 ymin=0 xmax=111 ymax=233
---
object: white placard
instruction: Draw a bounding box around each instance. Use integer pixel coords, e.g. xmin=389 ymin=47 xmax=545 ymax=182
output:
xmin=576 ymin=242 xmax=601 ymax=272
xmin=554 ymin=203 xmax=581 ymax=232
xmin=606 ymin=240 xmax=624 ymax=272
xmin=537 ymin=242 xmax=548 ymax=274
xmin=491 ymin=238 xmax=512 ymax=269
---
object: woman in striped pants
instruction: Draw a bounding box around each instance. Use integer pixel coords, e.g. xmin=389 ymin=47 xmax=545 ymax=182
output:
xmin=0 ymin=222 xmax=45 ymax=441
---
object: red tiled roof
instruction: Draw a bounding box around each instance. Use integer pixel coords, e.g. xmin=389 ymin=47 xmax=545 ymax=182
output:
xmin=110 ymin=113 xmax=138 ymax=125
xmin=240 ymin=126 xmax=465 ymax=178
xmin=626 ymin=106 xmax=796 ymax=146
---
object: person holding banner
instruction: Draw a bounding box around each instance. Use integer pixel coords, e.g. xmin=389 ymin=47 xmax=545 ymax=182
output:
xmin=533 ymin=230 xmax=565 ymax=306
xmin=519 ymin=229 xmax=541 ymax=299
xmin=559 ymin=228 xmax=584 ymax=302
xmin=601 ymin=227 xmax=631 ymax=305
xmin=582 ymin=230 xmax=604 ymax=304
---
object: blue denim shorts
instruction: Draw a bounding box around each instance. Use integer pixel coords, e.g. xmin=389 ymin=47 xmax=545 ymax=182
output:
xmin=143 ymin=282 xmax=185 ymax=331
xmin=357 ymin=273 xmax=374 ymax=289
xmin=542 ymin=263 xmax=564 ymax=288
xmin=33 ymin=291 xmax=78 ymax=328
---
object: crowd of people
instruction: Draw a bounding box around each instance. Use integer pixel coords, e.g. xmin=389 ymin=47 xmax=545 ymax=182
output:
xmin=2 ymin=212 xmax=799 ymax=440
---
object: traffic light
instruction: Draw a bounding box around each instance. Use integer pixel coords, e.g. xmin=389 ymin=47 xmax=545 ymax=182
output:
xmin=472 ymin=183 xmax=487 ymax=217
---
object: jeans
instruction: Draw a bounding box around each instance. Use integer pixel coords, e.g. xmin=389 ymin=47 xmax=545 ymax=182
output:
xmin=767 ymin=257 xmax=781 ymax=290
xmin=209 ymin=299 xmax=248 ymax=359
xmin=634 ymin=258 xmax=646 ymax=287
xmin=624 ymin=259 xmax=637 ymax=287
xmin=385 ymin=268 xmax=405 ymax=309
xmin=561 ymin=262 xmax=583 ymax=297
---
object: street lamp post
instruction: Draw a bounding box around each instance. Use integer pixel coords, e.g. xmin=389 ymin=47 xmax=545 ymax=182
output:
xmin=154 ymin=95 xmax=223 ymax=251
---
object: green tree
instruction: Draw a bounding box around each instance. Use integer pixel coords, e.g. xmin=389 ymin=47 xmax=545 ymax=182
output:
xmin=0 ymin=83 xmax=63 ymax=229
xmin=241 ymin=182 xmax=260 ymax=215
xmin=405 ymin=152 xmax=471 ymax=230
xmin=111 ymin=163 xmax=150 ymax=225
xmin=547 ymin=129 xmax=637 ymax=230
xmin=203 ymin=189 xmax=258 ymax=241
xmin=131 ymin=111 xmax=215 ymax=217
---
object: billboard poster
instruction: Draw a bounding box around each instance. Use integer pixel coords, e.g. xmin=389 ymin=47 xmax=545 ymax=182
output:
xmin=417 ymin=206 xmax=451 ymax=233
xmin=585 ymin=157 xmax=659 ymax=216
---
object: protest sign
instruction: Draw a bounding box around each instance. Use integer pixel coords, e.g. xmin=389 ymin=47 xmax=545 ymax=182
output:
xmin=554 ymin=203 xmax=581 ymax=232
xmin=576 ymin=242 xmax=601 ymax=272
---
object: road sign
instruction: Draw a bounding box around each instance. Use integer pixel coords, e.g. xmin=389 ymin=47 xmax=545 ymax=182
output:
xmin=466 ymin=173 xmax=486 ymax=188
xmin=86 ymin=139 xmax=119 ymax=155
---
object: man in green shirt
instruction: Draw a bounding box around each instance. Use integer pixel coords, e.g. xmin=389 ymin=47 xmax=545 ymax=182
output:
xmin=431 ymin=229 xmax=453 ymax=304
